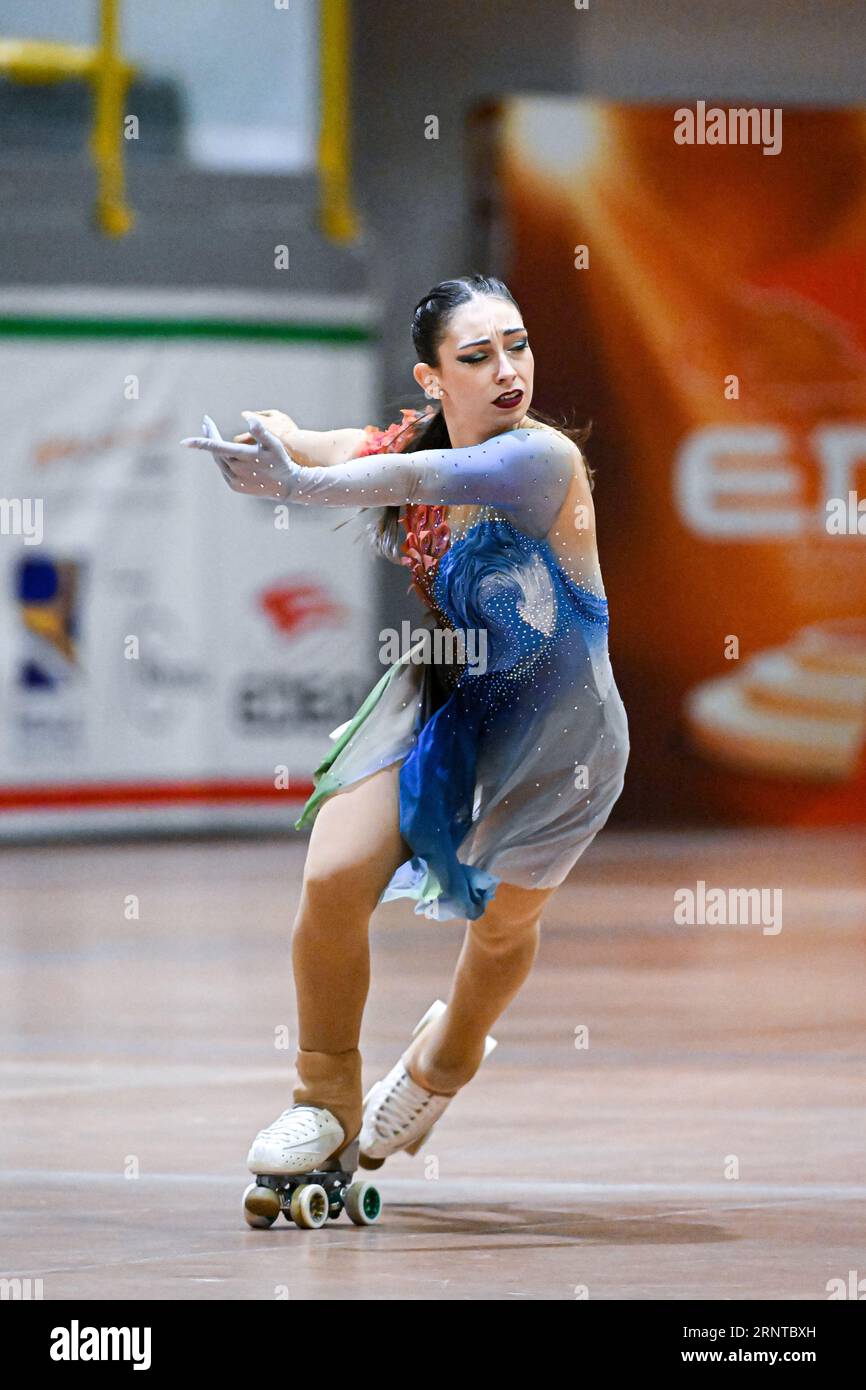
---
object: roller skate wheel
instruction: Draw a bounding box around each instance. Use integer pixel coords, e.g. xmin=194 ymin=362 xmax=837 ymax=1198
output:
xmin=289 ymin=1183 xmax=330 ymax=1229
xmin=242 ymin=1181 xmax=281 ymax=1229
xmin=344 ymin=1180 xmax=382 ymax=1225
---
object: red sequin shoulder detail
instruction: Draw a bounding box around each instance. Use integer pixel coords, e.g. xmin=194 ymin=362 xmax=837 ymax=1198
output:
xmin=400 ymin=503 xmax=451 ymax=596
xmin=352 ymin=407 xmax=452 ymax=610
xmin=350 ymin=408 xmax=427 ymax=459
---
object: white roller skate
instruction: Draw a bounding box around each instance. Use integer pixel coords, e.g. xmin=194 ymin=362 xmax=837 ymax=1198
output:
xmin=358 ymin=999 xmax=498 ymax=1169
xmin=243 ymin=1105 xmax=382 ymax=1230
xmin=246 ymin=1103 xmax=347 ymax=1176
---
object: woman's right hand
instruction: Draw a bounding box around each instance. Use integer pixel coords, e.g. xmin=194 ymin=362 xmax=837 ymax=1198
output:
xmin=232 ymin=408 xmax=298 ymax=447
xmin=180 ymin=414 xmax=300 ymax=499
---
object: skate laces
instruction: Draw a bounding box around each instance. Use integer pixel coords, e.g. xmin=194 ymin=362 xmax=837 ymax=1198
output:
xmin=257 ymin=1106 xmax=328 ymax=1141
xmin=374 ymin=1068 xmax=440 ymax=1140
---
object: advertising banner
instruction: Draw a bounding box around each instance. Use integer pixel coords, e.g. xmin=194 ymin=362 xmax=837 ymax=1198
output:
xmin=496 ymin=99 xmax=866 ymax=825
xmin=0 ymin=289 xmax=379 ymax=837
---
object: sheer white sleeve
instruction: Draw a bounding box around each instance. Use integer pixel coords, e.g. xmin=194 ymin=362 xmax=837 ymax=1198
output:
xmin=277 ymin=427 xmax=575 ymax=538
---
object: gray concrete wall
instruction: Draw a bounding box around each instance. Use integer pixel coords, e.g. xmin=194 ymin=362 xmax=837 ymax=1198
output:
xmin=2 ymin=0 xmax=864 ymax=634
xmin=3 ymin=0 xmax=862 ymax=376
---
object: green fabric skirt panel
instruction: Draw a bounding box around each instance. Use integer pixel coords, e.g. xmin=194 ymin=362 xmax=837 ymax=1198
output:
xmin=293 ymin=631 xmax=432 ymax=832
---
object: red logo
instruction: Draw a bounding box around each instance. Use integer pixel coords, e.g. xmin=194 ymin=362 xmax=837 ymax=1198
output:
xmin=259 ymin=582 xmax=345 ymax=637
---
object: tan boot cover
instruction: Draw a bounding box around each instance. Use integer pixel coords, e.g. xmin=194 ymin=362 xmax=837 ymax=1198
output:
xmin=293 ymin=1046 xmax=363 ymax=1145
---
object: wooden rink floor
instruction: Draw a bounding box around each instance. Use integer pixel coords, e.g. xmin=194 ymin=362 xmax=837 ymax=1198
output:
xmin=1 ymin=827 xmax=864 ymax=1302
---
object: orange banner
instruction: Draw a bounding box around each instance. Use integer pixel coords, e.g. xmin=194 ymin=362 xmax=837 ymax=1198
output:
xmin=498 ymin=99 xmax=866 ymax=824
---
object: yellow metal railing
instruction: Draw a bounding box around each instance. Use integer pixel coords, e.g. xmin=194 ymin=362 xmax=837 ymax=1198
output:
xmin=0 ymin=0 xmax=358 ymax=244
xmin=0 ymin=0 xmax=135 ymax=236
xmin=318 ymin=0 xmax=359 ymax=243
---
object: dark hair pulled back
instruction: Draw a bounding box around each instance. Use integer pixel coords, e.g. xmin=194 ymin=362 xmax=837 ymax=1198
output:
xmin=350 ymin=274 xmax=593 ymax=564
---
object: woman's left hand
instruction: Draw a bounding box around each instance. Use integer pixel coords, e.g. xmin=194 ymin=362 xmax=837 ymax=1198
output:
xmin=180 ymin=414 xmax=298 ymax=499
xmin=232 ymin=408 xmax=298 ymax=447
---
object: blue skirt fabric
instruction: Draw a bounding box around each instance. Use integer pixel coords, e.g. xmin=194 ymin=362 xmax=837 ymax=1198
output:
xmin=297 ymin=517 xmax=630 ymax=922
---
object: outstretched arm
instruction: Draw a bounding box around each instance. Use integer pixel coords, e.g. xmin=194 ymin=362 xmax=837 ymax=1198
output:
xmin=285 ymin=426 xmax=369 ymax=468
xmin=183 ymin=415 xmax=575 ymax=537
xmin=232 ymin=411 xmax=368 ymax=469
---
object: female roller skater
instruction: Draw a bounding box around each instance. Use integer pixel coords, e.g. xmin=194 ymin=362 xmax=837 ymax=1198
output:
xmin=181 ymin=274 xmax=629 ymax=1184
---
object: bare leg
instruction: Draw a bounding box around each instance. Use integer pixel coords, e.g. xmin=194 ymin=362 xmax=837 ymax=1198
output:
xmin=401 ymin=880 xmax=558 ymax=1095
xmin=290 ymin=761 xmax=409 ymax=1141
xmin=290 ymin=763 xmax=556 ymax=1137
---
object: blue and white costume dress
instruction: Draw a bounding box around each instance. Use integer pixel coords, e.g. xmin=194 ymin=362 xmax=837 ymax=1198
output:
xmin=291 ymin=417 xmax=630 ymax=922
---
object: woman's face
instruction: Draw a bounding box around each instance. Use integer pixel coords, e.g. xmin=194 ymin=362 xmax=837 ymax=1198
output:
xmin=413 ymin=295 xmax=534 ymax=438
